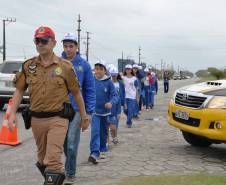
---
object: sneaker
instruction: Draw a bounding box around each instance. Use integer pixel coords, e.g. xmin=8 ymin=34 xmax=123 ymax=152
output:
xmin=133 ymin=115 xmax=139 ymax=118
xmin=99 ymin=152 xmax=107 ymax=159
xmin=64 ymin=176 xmax=76 ymax=185
xmin=88 ymin=155 xmax=98 ymax=164
xmin=112 ymin=137 xmax=119 ymax=145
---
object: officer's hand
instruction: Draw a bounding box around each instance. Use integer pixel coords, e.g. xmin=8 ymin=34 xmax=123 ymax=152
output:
xmin=8 ymin=113 xmax=16 ymax=132
xmin=117 ymin=114 xmax=121 ymax=121
xmin=105 ymin=102 xmax=112 ymax=109
xmin=80 ymin=115 xmax=90 ymax=132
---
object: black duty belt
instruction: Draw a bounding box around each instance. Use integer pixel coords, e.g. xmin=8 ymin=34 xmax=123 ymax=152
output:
xmin=30 ymin=111 xmax=62 ymax=118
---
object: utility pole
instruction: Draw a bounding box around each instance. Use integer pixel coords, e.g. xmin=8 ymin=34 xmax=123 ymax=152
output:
xmin=138 ymin=46 xmax=141 ymax=65
xmin=77 ymin=14 xmax=81 ymax=53
xmin=86 ymin=31 xmax=90 ymax=62
xmin=2 ymin=17 xmax=16 ymax=61
xmin=161 ymin=59 xmax=163 ymax=79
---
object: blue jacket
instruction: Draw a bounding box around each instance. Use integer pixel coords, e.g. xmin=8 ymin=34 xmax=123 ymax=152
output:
xmin=94 ymin=75 xmax=118 ymax=116
xmin=111 ymin=80 xmax=125 ymax=116
xmin=151 ymin=76 xmax=158 ymax=93
xmin=62 ymin=52 xmax=96 ymax=114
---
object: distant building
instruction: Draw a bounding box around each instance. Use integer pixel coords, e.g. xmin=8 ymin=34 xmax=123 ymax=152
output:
xmin=118 ymin=59 xmax=135 ymax=72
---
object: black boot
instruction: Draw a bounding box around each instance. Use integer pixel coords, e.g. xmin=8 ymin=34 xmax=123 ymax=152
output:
xmin=36 ymin=162 xmax=46 ymax=178
xmin=44 ymin=171 xmax=65 ymax=185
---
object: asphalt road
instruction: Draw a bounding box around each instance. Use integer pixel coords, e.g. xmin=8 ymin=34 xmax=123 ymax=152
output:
xmin=0 ymin=78 xmax=204 ymax=185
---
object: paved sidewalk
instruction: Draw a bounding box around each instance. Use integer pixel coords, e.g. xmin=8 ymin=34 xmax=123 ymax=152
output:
xmin=73 ymin=93 xmax=226 ymax=185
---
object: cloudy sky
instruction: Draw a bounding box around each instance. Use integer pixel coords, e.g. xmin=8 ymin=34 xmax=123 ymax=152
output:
xmin=1 ymin=0 xmax=226 ymax=72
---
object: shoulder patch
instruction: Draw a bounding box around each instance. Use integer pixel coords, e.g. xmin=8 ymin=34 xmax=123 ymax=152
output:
xmin=22 ymin=57 xmax=37 ymax=73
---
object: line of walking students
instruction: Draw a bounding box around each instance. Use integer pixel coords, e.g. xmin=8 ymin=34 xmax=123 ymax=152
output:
xmin=88 ymin=62 xmax=158 ymax=165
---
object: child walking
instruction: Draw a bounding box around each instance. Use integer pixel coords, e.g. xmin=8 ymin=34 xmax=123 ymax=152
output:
xmin=88 ymin=60 xmax=118 ymax=164
xmin=108 ymin=66 xmax=125 ymax=144
xmin=122 ymin=64 xmax=138 ymax=128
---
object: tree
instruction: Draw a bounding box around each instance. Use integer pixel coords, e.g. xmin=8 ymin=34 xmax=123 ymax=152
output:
xmin=207 ymin=67 xmax=224 ymax=79
xmin=195 ymin=70 xmax=209 ymax=78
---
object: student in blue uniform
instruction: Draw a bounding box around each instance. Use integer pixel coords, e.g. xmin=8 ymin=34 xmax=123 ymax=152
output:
xmin=88 ymin=60 xmax=118 ymax=164
xmin=108 ymin=66 xmax=125 ymax=144
xmin=143 ymin=68 xmax=151 ymax=110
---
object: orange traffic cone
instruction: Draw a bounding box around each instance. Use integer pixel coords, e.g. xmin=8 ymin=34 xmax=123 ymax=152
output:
xmin=0 ymin=99 xmax=21 ymax=146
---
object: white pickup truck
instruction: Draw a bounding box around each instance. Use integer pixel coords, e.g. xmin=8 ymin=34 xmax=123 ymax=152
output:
xmin=0 ymin=60 xmax=29 ymax=110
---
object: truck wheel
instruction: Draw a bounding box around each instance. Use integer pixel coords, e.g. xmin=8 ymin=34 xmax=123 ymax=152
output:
xmin=0 ymin=102 xmax=4 ymax=110
xmin=182 ymin=131 xmax=212 ymax=147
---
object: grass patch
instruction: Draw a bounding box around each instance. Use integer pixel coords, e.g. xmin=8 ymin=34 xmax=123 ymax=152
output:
xmin=196 ymin=76 xmax=217 ymax=83
xmin=116 ymin=174 xmax=226 ymax=185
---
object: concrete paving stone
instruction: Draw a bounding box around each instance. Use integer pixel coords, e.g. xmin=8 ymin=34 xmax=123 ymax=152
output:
xmin=203 ymin=158 xmax=223 ymax=163
xmin=116 ymin=170 xmax=141 ymax=177
xmin=144 ymin=164 xmax=166 ymax=171
xmin=166 ymin=161 xmax=187 ymax=166
xmin=165 ymin=165 xmax=186 ymax=171
xmin=124 ymin=165 xmax=145 ymax=171
xmin=100 ymin=165 xmax=124 ymax=171
xmin=203 ymin=165 xmax=225 ymax=172
xmin=184 ymin=165 xmax=205 ymax=171
xmin=140 ymin=170 xmax=162 ymax=176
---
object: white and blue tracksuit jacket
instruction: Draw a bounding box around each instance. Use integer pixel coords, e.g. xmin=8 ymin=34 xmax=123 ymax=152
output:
xmin=62 ymin=52 xmax=96 ymax=114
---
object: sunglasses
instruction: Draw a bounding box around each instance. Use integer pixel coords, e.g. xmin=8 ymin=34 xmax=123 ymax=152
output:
xmin=34 ymin=37 xmax=51 ymax=45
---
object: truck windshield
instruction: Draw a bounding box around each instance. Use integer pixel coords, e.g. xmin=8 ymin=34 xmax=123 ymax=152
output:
xmin=0 ymin=62 xmax=22 ymax=74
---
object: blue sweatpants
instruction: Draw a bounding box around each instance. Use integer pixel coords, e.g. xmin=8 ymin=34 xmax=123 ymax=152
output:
xmin=144 ymin=85 xmax=150 ymax=109
xmin=90 ymin=115 xmax=109 ymax=158
xmin=124 ymin=98 xmax=136 ymax=126
xmin=150 ymin=86 xmax=156 ymax=107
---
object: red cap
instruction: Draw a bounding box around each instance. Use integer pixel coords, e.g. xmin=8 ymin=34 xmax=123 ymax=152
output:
xmin=34 ymin=26 xmax=55 ymax=39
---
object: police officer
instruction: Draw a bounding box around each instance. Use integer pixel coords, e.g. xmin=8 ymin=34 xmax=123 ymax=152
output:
xmin=8 ymin=26 xmax=90 ymax=185
xmin=61 ymin=33 xmax=95 ymax=184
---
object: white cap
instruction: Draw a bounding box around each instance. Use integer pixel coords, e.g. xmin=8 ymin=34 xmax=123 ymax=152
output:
xmin=132 ymin=64 xmax=139 ymax=68
xmin=109 ymin=67 xmax=118 ymax=76
xmin=138 ymin=65 xmax=142 ymax=70
xmin=106 ymin=63 xmax=115 ymax=72
xmin=62 ymin=33 xmax=77 ymax=42
xmin=144 ymin=68 xmax=149 ymax=72
xmin=125 ymin=64 xmax=132 ymax=69
xmin=95 ymin=59 xmax=106 ymax=68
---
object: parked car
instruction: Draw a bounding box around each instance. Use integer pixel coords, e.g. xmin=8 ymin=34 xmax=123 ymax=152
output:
xmin=0 ymin=60 xmax=29 ymax=110
xmin=173 ymin=74 xmax=181 ymax=80
xmin=168 ymin=80 xmax=226 ymax=147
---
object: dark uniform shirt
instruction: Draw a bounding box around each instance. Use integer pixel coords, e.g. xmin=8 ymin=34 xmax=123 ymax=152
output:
xmin=14 ymin=54 xmax=80 ymax=112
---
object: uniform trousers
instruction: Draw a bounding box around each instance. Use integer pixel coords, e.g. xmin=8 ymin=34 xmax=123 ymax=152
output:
xmin=90 ymin=115 xmax=109 ymax=158
xmin=31 ymin=116 xmax=68 ymax=172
